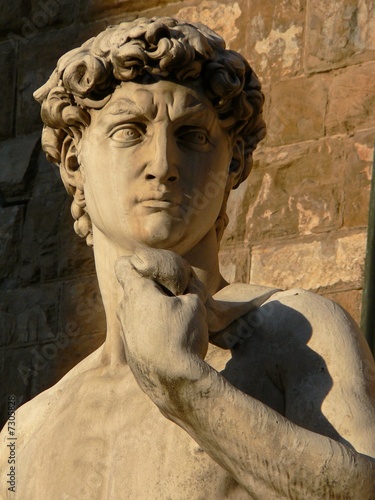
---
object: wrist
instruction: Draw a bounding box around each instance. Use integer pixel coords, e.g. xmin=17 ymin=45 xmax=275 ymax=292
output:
xmin=130 ymin=354 xmax=211 ymax=417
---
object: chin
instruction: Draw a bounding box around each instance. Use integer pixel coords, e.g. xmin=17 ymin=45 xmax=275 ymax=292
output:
xmin=140 ymin=217 xmax=186 ymax=251
xmin=142 ymin=231 xmax=187 ymax=252
xmin=132 ymin=212 xmax=208 ymax=254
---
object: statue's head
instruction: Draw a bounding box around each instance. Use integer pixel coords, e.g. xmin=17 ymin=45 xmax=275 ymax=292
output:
xmin=34 ymin=17 xmax=266 ymax=249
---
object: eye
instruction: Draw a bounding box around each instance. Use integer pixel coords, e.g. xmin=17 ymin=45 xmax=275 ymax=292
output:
xmin=109 ymin=124 xmax=145 ymax=145
xmin=176 ymin=127 xmax=209 ymax=147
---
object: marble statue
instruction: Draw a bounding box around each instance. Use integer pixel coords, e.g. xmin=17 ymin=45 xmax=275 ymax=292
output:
xmin=1 ymin=17 xmax=375 ymax=499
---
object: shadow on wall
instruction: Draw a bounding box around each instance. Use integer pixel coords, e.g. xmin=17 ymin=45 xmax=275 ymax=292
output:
xmin=0 ymin=136 xmax=106 ymax=428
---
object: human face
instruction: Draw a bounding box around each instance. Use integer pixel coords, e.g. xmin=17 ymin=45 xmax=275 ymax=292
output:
xmin=79 ymin=80 xmax=234 ymax=255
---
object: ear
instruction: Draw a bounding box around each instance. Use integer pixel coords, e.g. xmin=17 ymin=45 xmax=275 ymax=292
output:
xmin=60 ymin=133 xmax=84 ymax=194
xmin=227 ymin=137 xmax=245 ymax=190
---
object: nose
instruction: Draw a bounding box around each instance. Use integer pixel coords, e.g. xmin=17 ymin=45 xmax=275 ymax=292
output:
xmin=145 ymin=127 xmax=179 ymax=183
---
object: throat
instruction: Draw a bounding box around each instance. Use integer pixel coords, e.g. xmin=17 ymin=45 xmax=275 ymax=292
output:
xmin=91 ymin=225 xmax=225 ymax=367
xmin=182 ymin=227 xmax=226 ymax=295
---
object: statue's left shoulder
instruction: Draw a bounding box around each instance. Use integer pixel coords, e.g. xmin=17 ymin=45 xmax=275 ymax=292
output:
xmin=261 ymin=288 xmax=375 ymax=457
xmin=263 ymin=287 xmax=368 ymax=352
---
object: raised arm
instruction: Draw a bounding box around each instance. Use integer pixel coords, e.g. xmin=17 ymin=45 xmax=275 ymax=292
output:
xmin=115 ymin=250 xmax=375 ymax=499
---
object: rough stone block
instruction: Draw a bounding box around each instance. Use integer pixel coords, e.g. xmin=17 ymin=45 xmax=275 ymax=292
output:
xmin=344 ymin=130 xmax=374 ymax=228
xmin=0 ymin=41 xmax=16 ymax=139
xmin=20 ymin=191 xmax=66 ymax=283
xmin=241 ymin=0 xmax=305 ymax=82
xmin=0 ymin=206 xmax=23 ymax=288
xmin=222 ymin=180 xmax=250 ymax=245
xmin=245 ymin=139 xmax=344 ymax=244
xmin=0 ymin=0 xmax=24 ymax=34
xmin=218 ymin=247 xmax=249 ymax=284
xmin=322 ymin=289 xmax=363 ymax=326
xmin=29 ymin=0 xmax=78 ymax=30
xmin=0 ymin=283 xmax=61 ymax=347
xmin=305 ymin=0 xmax=375 ymax=72
xmin=59 ymin=276 xmax=105 ymax=338
xmin=32 ymin=146 xmax=66 ymax=197
xmin=81 ymin=0 xmax=177 ymax=21
xmin=0 ymin=331 xmax=104 ymax=428
xmin=16 ymin=22 xmax=106 ymax=135
xmin=326 ymin=62 xmax=375 ymax=135
xmin=4 ymin=0 xmax=78 ymax=47
xmin=250 ymin=231 xmax=367 ymax=291
xmin=266 ymin=74 xmax=329 ymax=146
xmin=174 ymin=1 xmax=242 ymax=50
xmin=0 ymin=133 xmax=40 ymax=199
xmin=0 ymin=346 xmax=37 ymax=428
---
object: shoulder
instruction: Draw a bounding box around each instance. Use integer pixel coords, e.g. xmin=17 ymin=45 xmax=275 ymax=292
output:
xmin=262 ymin=287 xmax=346 ymax=324
xmin=261 ymin=287 xmax=367 ymax=353
xmin=258 ymin=288 xmax=375 ymax=454
xmin=259 ymin=287 xmax=373 ymax=377
xmin=1 ymin=346 xmax=104 ymax=454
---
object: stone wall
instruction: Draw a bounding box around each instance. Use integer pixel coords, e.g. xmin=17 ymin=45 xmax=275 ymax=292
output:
xmin=0 ymin=0 xmax=374 ymax=426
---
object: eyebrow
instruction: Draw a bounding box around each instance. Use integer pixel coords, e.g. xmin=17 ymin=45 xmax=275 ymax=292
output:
xmin=172 ymin=104 xmax=214 ymax=122
xmin=97 ymin=94 xmax=217 ymax=130
xmin=101 ymin=98 xmax=148 ymax=117
xmin=96 ymin=98 xmax=155 ymax=133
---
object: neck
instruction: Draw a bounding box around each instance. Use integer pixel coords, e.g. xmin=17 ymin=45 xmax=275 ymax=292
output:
xmin=92 ymin=227 xmax=225 ymax=367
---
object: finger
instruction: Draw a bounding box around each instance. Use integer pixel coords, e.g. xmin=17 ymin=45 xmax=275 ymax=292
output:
xmin=115 ymin=256 xmax=155 ymax=293
xmin=115 ymin=255 xmax=182 ymax=308
xmin=114 ymin=255 xmax=135 ymax=289
xmin=184 ymin=271 xmax=208 ymax=304
xmin=130 ymin=248 xmax=192 ymax=296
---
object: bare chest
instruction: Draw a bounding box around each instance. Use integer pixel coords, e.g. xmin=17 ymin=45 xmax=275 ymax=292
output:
xmin=15 ymin=365 xmax=250 ymax=498
xmin=15 ymin=344 xmax=282 ymax=499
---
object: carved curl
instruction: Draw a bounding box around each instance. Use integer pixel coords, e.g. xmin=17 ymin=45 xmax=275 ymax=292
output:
xmin=34 ymin=17 xmax=266 ymax=245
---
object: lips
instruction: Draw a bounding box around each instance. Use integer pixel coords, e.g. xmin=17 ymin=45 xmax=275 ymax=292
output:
xmin=142 ymin=199 xmax=177 ymax=208
xmin=137 ymin=191 xmax=182 ymax=213
xmin=138 ymin=191 xmax=179 ymax=207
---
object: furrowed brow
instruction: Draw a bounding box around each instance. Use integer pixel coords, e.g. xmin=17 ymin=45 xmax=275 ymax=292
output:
xmin=96 ymin=98 xmax=156 ymax=133
xmin=173 ymin=104 xmax=216 ymax=127
xmin=103 ymin=98 xmax=145 ymax=117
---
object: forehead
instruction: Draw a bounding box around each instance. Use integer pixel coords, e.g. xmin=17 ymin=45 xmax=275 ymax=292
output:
xmin=96 ymin=79 xmax=218 ymax=123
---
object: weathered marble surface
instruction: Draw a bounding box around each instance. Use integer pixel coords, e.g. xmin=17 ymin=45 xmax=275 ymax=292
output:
xmin=0 ymin=15 xmax=374 ymax=499
xmin=1 ymin=1 xmax=375 ymax=422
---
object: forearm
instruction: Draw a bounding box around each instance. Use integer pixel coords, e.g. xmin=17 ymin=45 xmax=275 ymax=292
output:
xmin=115 ymin=252 xmax=375 ymax=497
xmin=148 ymin=358 xmax=375 ymax=499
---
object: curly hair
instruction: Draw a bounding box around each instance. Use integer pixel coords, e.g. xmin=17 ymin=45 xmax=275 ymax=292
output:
xmin=34 ymin=17 xmax=266 ymax=246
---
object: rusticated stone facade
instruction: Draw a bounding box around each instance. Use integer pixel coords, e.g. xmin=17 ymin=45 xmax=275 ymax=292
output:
xmin=0 ymin=0 xmax=374 ymax=426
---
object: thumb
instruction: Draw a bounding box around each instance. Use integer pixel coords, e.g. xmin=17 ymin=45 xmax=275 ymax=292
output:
xmin=130 ymin=248 xmax=192 ymax=296
xmin=114 ymin=255 xmax=138 ymax=289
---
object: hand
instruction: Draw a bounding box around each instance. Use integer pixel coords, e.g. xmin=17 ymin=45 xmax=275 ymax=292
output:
xmin=115 ymin=248 xmax=209 ymax=397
